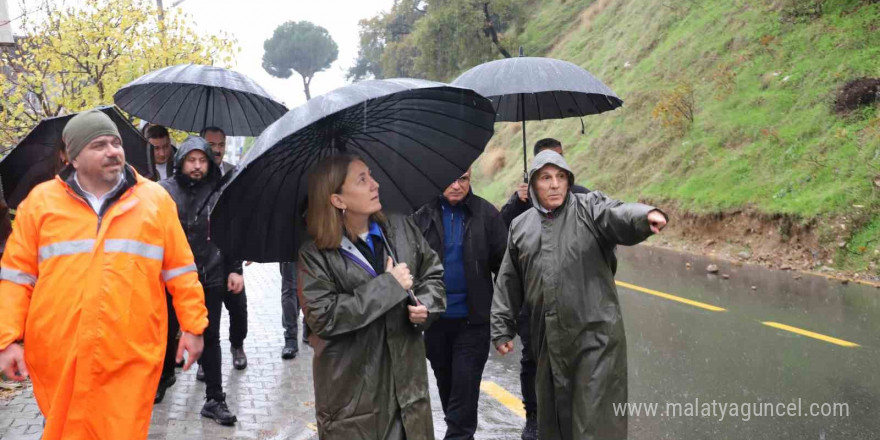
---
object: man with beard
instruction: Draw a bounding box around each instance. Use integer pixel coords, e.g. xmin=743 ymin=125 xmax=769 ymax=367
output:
xmin=157 ymin=136 xmax=242 ymax=426
xmin=0 ymin=110 xmax=207 ymax=439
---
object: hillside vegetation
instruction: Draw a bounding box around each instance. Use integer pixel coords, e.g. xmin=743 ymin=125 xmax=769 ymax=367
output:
xmin=465 ymin=0 xmax=879 ymax=275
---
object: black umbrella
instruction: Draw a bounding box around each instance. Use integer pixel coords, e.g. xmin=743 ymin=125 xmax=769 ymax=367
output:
xmin=210 ymin=78 xmax=496 ymax=262
xmin=452 ymin=54 xmax=623 ymax=180
xmin=113 ymin=64 xmax=288 ymax=137
xmin=0 ymin=105 xmax=153 ymax=209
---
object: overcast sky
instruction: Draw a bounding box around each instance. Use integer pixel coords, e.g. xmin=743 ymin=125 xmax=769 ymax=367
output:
xmin=7 ymin=0 xmax=395 ymax=108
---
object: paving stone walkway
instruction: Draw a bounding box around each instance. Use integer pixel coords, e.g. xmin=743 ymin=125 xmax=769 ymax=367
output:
xmin=0 ymin=263 xmax=526 ymax=439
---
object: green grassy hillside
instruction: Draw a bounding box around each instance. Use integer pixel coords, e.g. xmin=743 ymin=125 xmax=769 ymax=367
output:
xmin=471 ymin=0 xmax=879 ymax=273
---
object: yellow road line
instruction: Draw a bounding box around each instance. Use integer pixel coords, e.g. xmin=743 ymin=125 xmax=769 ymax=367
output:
xmin=616 ymin=280 xmax=727 ymax=312
xmin=762 ymin=322 xmax=859 ymax=348
xmin=481 ymin=381 xmax=526 ymax=419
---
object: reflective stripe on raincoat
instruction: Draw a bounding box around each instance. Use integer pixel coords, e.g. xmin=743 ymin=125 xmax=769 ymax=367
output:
xmin=0 ymin=165 xmax=208 ymax=440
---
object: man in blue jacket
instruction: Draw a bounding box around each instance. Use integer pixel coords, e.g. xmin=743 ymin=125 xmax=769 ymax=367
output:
xmin=413 ymin=168 xmax=507 ymax=440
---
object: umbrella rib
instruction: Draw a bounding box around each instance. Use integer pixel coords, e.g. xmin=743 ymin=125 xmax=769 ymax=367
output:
xmin=239 ymin=91 xmax=270 ymax=132
xmin=492 ymin=93 xmax=504 ymax=121
xmin=153 ymin=84 xmax=195 ymax=128
xmin=551 ymin=91 xmax=565 ymax=119
xmin=263 ymin=134 xmax=320 ymax=238
xmin=257 ymin=138 xmax=325 ymax=255
xmin=227 ymin=91 xmax=252 ymax=136
xmin=119 ymin=83 xmax=172 ymax=117
xmin=351 ymin=128 xmax=463 ymax=173
xmin=346 ymin=137 xmax=418 ymax=209
xmin=185 ymin=86 xmax=209 ymax=133
xmin=535 ymin=93 xmax=543 ymax=121
xmin=362 ymin=91 xmax=494 ymax=133
xmin=571 ymin=91 xmax=588 ymax=117
xmin=349 ymin=129 xmax=457 ymax=190
xmin=168 ymin=85 xmax=202 ymax=132
xmin=587 ymin=92 xmax=605 ymax=114
xmin=355 ymin=107 xmax=492 ymax=153
xmin=390 ymin=96 xmax=497 ymax=132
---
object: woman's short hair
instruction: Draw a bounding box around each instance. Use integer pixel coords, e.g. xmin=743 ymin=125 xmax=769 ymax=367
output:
xmin=306 ymin=154 xmax=385 ymax=250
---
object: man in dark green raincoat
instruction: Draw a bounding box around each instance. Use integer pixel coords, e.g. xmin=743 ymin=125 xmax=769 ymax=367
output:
xmin=491 ymin=150 xmax=668 ymax=440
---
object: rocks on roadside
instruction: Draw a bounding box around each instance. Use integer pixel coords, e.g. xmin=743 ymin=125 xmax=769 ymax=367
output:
xmin=779 ymin=264 xmax=792 ymax=271
xmin=751 ymin=285 xmax=758 ymax=290
xmin=706 ymin=264 xmax=719 ymax=274
xmin=737 ymin=251 xmax=751 ymax=260
xmin=722 ymin=274 xmax=730 ymax=279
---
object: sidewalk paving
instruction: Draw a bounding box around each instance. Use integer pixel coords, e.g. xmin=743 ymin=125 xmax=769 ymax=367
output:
xmin=0 ymin=263 xmax=524 ymax=439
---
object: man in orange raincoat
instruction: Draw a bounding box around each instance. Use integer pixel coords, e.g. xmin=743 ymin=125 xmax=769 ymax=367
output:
xmin=0 ymin=110 xmax=209 ymax=439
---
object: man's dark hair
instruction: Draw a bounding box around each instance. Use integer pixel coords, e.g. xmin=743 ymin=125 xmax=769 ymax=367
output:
xmin=146 ymin=125 xmax=170 ymax=140
xmin=533 ymin=138 xmax=562 ymax=156
xmin=199 ymin=126 xmax=226 ymax=138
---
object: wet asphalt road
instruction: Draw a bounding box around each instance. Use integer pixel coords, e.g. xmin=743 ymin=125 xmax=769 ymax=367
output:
xmin=1 ymin=245 xmax=877 ymax=439
xmin=615 ymin=245 xmax=878 ymax=440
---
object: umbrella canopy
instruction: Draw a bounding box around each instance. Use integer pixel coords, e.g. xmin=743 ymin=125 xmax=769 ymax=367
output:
xmin=452 ymin=56 xmax=622 ymax=179
xmin=114 ymin=64 xmax=288 ymax=137
xmin=211 ymin=78 xmax=496 ymax=262
xmin=0 ymin=105 xmax=153 ymax=209
xmin=451 ymin=56 xmax=622 ymax=121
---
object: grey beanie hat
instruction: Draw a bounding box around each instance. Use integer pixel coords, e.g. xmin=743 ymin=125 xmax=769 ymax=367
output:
xmin=61 ymin=110 xmax=121 ymax=160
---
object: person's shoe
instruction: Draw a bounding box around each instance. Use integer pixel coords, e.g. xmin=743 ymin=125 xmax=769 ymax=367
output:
xmin=522 ymin=411 xmax=538 ymax=440
xmin=196 ymin=364 xmax=205 ymax=382
xmin=201 ymin=393 xmax=237 ymax=426
xmin=154 ymin=375 xmax=176 ymax=404
xmin=175 ymin=358 xmax=185 ymax=369
xmin=281 ymin=342 xmax=298 ymax=360
xmin=231 ymin=345 xmax=247 ymax=370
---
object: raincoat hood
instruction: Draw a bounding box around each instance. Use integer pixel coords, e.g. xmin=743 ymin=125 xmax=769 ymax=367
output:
xmin=528 ymin=150 xmax=575 ymax=213
xmin=173 ymin=136 xmax=221 ymax=182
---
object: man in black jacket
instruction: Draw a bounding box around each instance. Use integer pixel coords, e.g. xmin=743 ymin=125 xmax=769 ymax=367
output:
xmin=200 ymin=126 xmax=249 ymax=369
xmin=499 ymin=137 xmax=590 ymax=440
xmin=155 ymin=136 xmax=241 ymax=426
xmin=413 ymin=169 xmax=507 ymax=440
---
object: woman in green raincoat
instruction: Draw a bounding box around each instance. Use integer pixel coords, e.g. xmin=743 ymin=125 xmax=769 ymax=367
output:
xmin=298 ymin=154 xmax=445 ymax=440
xmin=491 ymin=150 xmax=668 ymax=440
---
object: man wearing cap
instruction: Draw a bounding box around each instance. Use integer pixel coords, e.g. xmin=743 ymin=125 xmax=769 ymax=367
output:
xmin=0 ymin=110 xmax=208 ymax=440
xmin=492 ymin=150 xmax=668 ymax=440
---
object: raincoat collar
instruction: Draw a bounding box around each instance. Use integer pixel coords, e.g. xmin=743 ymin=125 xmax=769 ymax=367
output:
xmin=339 ymin=219 xmax=390 ymax=278
xmin=72 ymin=172 xmax=125 ymax=214
xmin=59 ymin=163 xmax=138 ymax=212
xmin=528 ymin=150 xmax=575 ymax=216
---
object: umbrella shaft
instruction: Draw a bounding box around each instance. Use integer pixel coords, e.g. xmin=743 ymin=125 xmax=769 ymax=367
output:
xmin=521 ymin=94 xmax=528 ymax=183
